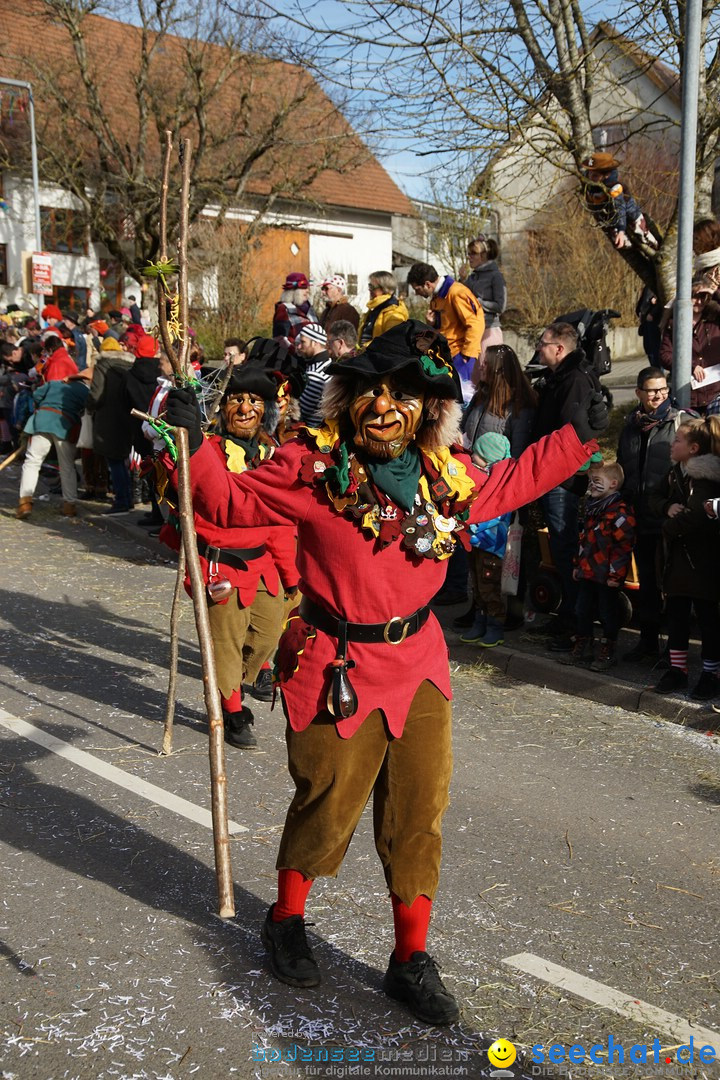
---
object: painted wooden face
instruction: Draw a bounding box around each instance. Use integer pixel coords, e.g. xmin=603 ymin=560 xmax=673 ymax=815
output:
xmin=348 ymin=375 xmax=425 ymax=459
xmin=223 ymin=392 xmax=265 ymax=440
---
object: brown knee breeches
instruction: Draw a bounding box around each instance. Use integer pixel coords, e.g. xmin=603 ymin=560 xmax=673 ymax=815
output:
xmin=207 ymin=581 xmax=286 ymax=699
xmin=277 ymin=679 xmax=452 ymax=906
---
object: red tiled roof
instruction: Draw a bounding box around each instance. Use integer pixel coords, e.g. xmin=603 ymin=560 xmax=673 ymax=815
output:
xmin=0 ymin=0 xmax=414 ymax=217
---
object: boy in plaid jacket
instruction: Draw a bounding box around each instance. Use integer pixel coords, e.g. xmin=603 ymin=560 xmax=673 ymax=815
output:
xmin=561 ymin=461 xmax=636 ymax=671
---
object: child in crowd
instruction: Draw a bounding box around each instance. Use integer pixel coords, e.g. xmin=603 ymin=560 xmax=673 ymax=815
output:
xmin=460 ymin=432 xmax=512 ymax=648
xmin=651 ymin=418 xmax=720 ymax=700
xmin=581 ymin=152 xmax=658 ymax=252
xmin=561 ymin=461 xmax=636 ymax=671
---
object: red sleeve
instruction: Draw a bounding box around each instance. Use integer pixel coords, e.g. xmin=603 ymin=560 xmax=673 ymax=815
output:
xmin=466 ymin=425 xmax=596 ymax=523
xmin=264 ymin=527 xmax=299 ymax=590
xmin=184 ymin=438 xmax=315 ymax=529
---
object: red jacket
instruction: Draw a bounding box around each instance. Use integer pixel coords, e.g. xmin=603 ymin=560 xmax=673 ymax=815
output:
xmin=43 ymin=346 xmax=78 ymax=382
xmin=183 ymin=424 xmax=593 ymax=738
xmin=162 ymin=435 xmax=298 ymax=607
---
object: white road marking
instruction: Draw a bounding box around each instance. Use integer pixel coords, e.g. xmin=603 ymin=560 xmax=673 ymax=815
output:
xmin=0 ymin=710 xmax=247 ymax=835
xmin=503 ymin=952 xmax=720 ymax=1047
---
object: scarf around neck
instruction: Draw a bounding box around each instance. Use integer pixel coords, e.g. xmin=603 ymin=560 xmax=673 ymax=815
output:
xmin=367 ymin=444 xmax=421 ymax=511
xmin=632 ymin=397 xmax=672 ymax=432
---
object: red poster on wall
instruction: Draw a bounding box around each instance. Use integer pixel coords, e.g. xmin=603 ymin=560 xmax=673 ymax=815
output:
xmin=31 ymin=252 xmax=53 ymax=295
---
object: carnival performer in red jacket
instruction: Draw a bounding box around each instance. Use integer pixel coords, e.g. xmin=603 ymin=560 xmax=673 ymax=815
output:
xmin=165 ymin=321 xmax=599 ymax=1026
xmin=161 ymin=364 xmax=298 ymax=748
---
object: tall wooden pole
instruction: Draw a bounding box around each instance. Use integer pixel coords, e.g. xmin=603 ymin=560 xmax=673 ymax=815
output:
xmin=158 ymin=132 xmax=235 ymax=918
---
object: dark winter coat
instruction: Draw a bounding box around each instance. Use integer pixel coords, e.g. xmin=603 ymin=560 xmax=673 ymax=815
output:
xmin=650 ymin=455 xmax=720 ymax=600
xmin=532 ymin=348 xmax=607 ymax=492
xmin=660 ymin=302 xmax=720 ymax=410
xmin=125 ymin=356 xmax=162 ymax=455
xmin=86 ymin=352 xmax=134 ymax=460
xmin=463 ymin=260 xmax=507 ymax=329
xmin=616 ymin=404 xmax=685 ymax=535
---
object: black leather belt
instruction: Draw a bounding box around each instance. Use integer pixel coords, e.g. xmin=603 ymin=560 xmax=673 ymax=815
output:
xmin=198 ymin=541 xmax=266 ymax=571
xmin=299 ymin=596 xmax=430 ymax=646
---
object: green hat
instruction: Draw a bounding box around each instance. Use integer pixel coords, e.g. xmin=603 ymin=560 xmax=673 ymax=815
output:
xmin=473 ymin=431 xmax=510 ymax=464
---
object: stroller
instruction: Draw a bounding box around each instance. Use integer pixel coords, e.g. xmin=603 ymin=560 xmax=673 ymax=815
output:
xmin=526 ymin=306 xmax=621 ymax=407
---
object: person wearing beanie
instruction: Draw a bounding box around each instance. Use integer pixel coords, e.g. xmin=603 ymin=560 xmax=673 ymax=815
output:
xmin=272 ymin=272 xmax=318 ymax=351
xmin=159 ymin=363 xmax=299 ymax=745
xmin=163 ymin=319 xmax=600 ymax=1026
xmin=295 ymin=322 xmax=331 ymax=426
xmin=460 ymin=432 xmax=513 ymax=647
xmin=41 ymin=304 xmax=63 ymax=325
xmin=318 ymin=275 xmax=359 ymax=333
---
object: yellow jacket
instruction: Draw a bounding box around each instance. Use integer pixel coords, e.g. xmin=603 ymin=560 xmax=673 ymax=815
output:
xmin=357 ymin=293 xmax=409 ymax=347
xmin=430 ymin=279 xmax=484 ymax=358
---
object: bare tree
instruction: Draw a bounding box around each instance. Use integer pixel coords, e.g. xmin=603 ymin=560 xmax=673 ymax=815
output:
xmin=263 ymin=0 xmax=720 ymax=304
xmin=0 ymin=0 xmax=368 ymax=284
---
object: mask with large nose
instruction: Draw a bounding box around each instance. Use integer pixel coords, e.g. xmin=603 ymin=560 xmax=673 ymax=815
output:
xmin=348 ymin=376 xmax=425 ymax=459
xmin=223 ymin=392 xmax=265 ymax=441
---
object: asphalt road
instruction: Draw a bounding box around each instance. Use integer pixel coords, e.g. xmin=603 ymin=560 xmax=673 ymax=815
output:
xmin=0 ymin=470 xmax=719 ymax=1080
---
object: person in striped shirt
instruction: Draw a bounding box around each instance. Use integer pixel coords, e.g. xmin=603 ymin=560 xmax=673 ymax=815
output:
xmin=296 ymin=323 xmax=331 ymax=426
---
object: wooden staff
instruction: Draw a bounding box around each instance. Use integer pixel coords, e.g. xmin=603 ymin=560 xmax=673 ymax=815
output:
xmin=161 ymin=542 xmax=185 ymax=757
xmin=0 ymin=446 xmax=23 ymax=472
xmin=157 ymin=132 xmax=235 ymax=918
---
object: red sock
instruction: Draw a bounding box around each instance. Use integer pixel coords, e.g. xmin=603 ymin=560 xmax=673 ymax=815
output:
xmin=391 ymin=893 xmax=432 ymax=962
xmin=260 ymin=660 xmax=271 ymax=670
xmin=221 ymin=688 xmax=242 ymax=712
xmin=273 ymin=869 xmax=313 ymax=922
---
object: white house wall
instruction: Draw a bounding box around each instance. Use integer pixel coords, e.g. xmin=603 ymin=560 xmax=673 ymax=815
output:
xmin=202 ymin=203 xmax=395 ymax=303
xmin=0 ymin=174 xmax=102 ymax=310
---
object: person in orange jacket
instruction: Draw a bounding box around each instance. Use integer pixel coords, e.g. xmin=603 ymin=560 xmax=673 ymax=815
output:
xmin=407 ymin=262 xmax=484 ymax=404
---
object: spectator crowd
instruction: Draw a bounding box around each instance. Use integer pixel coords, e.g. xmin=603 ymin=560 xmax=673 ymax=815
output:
xmin=3 ymin=240 xmax=720 ymax=709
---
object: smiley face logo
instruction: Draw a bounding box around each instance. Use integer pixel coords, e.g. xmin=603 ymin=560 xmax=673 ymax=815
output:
xmin=487 ymin=1039 xmax=517 ymax=1069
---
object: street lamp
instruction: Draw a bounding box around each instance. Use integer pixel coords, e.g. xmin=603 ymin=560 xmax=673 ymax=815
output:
xmin=0 ymin=76 xmax=44 ymax=319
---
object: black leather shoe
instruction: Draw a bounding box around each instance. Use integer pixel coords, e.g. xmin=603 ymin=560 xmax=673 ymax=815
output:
xmin=653 ymin=668 xmax=688 ymax=694
xmin=383 ymin=951 xmax=459 ymax=1025
xmin=260 ymin=904 xmax=321 ymax=987
xmin=249 ymin=669 xmax=273 ymax=702
xmin=223 ymin=706 xmax=257 ymax=748
xmin=690 ymin=671 xmax=719 ymax=702
xmin=548 ymin=634 xmax=574 ymax=653
xmin=623 ymin=641 xmax=659 ymax=663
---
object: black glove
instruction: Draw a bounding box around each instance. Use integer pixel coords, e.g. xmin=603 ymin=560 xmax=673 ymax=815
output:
xmin=165 ymin=387 xmax=203 ymax=454
xmin=588 ymin=390 xmax=609 ymax=431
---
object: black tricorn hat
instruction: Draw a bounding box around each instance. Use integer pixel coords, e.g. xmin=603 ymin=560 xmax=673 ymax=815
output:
xmin=245 ymin=335 xmax=307 ymax=397
xmin=327 ymin=319 xmax=461 ymax=401
xmin=223 ymin=362 xmax=281 ymax=402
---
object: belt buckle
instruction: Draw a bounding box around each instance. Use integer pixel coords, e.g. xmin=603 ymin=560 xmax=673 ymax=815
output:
xmin=383 ymin=615 xmax=409 ymax=645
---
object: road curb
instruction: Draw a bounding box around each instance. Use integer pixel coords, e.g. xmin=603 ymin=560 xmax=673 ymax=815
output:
xmin=449 ymin=638 xmax=707 ymax=727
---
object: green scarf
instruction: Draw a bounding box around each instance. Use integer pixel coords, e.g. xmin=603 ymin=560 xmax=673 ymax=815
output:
xmin=367 ymin=444 xmax=421 ymax=511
